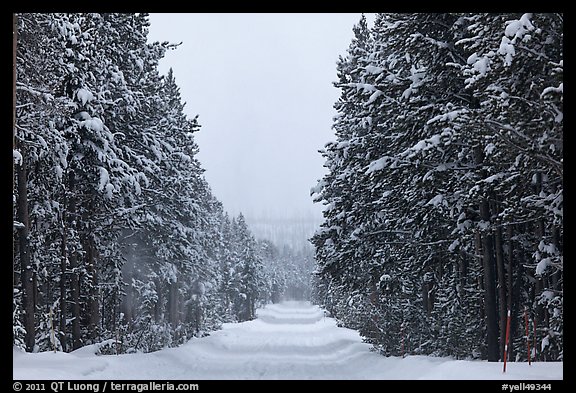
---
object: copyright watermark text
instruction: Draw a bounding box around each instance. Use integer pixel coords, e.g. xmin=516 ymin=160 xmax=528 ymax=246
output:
xmin=12 ymin=382 xmax=199 ymax=392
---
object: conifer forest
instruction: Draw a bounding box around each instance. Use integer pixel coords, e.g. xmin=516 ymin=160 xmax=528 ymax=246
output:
xmin=13 ymin=13 xmax=562 ymax=368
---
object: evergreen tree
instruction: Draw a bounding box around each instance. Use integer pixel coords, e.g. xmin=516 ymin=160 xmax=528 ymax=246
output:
xmin=13 ymin=12 xmax=272 ymax=355
xmin=312 ymin=13 xmax=562 ymax=361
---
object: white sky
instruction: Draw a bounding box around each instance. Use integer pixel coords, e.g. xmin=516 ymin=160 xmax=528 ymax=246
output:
xmin=147 ymin=13 xmax=375 ymax=221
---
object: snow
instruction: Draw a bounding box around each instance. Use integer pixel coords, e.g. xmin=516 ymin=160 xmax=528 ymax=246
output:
xmin=504 ymin=13 xmax=535 ymax=40
xmin=76 ymin=88 xmax=94 ymax=105
xmin=135 ymin=58 xmax=144 ymax=72
xmin=541 ymin=336 xmax=550 ymax=352
xmin=346 ymin=82 xmax=378 ymax=93
xmin=13 ymin=301 xmax=562 ymax=380
xmin=472 ymin=56 xmax=490 ymax=76
xmin=426 ymin=109 xmax=466 ymax=125
xmin=465 ymin=52 xmax=491 ymax=85
xmin=427 ymin=194 xmax=445 ymax=207
xmin=535 ymin=258 xmax=551 ymax=276
xmin=448 ymin=239 xmax=460 ymax=252
xmin=541 ymin=290 xmax=555 ymax=301
xmin=97 ymin=167 xmax=109 ymax=192
xmin=365 ymin=65 xmax=384 ymax=75
xmin=541 ymin=83 xmax=563 ymax=98
xmin=539 ymin=240 xmax=558 ymax=255
xmin=484 ymin=143 xmax=496 ymax=155
xmin=483 ymin=173 xmax=505 ymax=183
xmin=366 ymin=156 xmax=390 ymax=174
xmin=401 ymin=65 xmax=427 ymax=100
xmin=13 ymin=149 xmax=23 ymax=166
xmin=55 ymin=165 xmax=63 ymax=180
xmin=367 ymin=90 xmax=383 ymax=104
xmin=498 ymin=37 xmax=516 ymax=67
xmin=81 ymin=118 xmax=104 ymax=132
xmin=105 ymin=183 xmax=115 ymax=199
xmin=498 ymin=14 xmax=535 ymax=67
xmin=310 ymin=179 xmax=327 ymax=196
xmin=401 ymin=134 xmax=442 ymax=158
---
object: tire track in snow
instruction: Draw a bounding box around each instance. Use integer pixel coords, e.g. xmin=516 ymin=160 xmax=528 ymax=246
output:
xmin=149 ymin=301 xmax=378 ymax=379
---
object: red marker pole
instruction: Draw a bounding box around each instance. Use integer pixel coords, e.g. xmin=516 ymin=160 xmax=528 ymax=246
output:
xmin=524 ymin=307 xmax=532 ymax=365
xmin=503 ymin=309 xmax=511 ymax=373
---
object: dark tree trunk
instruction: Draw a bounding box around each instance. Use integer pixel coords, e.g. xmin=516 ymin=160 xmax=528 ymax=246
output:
xmin=121 ymin=270 xmax=133 ymax=324
xmin=168 ymin=280 xmax=179 ymax=327
xmin=458 ymin=252 xmax=468 ymax=292
xmin=16 ymin=148 xmax=35 ymax=352
xmin=86 ymin=237 xmax=100 ymax=341
xmin=67 ymin=170 xmax=82 ymax=350
xmin=516 ymin=230 xmax=528 ymax=359
xmin=474 ymin=144 xmax=499 ymax=362
xmin=13 ymin=13 xmax=36 ymax=353
xmin=495 ymin=224 xmax=507 ymax=360
xmin=271 ymin=283 xmax=280 ymax=304
xmin=59 ymin=218 xmax=68 ymax=352
xmin=69 ymin=253 xmax=82 ymax=350
xmin=367 ymin=280 xmax=381 ymax=343
xmin=533 ymin=172 xmax=545 ymax=361
xmin=506 ymin=224 xmax=515 ymax=361
xmin=154 ymin=278 xmax=162 ymax=323
xmin=480 ymin=200 xmax=500 ymax=361
xmin=422 ymin=272 xmax=434 ymax=318
xmin=244 ymin=293 xmax=252 ymax=321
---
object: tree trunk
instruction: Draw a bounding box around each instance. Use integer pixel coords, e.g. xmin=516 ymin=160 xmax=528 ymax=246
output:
xmin=86 ymin=237 xmax=100 ymax=341
xmin=533 ymin=172 xmax=545 ymax=360
xmin=480 ymin=200 xmax=500 ymax=361
xmin=422 ymin=272 xmax=434 ymax=318
xmin=69 ymin=253 xmax=82 ymax=350
xmin=516 ymin=228 xmax=528 ymax=359
xmin=458 ymin=252 xmax=468 ymax=291
xmin=168 ymin=280 xmax=179 ymax=327
xmin=154 ymin=278 xmax=162 ymax=323
xmin=506 ymin=224 xmax=515 ymax=361
xmin=495 ymin=224 xmax=507 ymax=361
xmin=367 ymin=280 xmax=380 ymax=343
xmin=474 ymin=144 xmax=499 ymax=362
xmin=16 ymin=147 xmax=35 ymax=352
xmin=58 ymin=200 xmax=68 ymax=352
xmin=67 ymin=170 xmax=82 ymax=350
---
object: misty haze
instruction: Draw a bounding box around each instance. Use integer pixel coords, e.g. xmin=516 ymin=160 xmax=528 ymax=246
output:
xmin=13 ymin=13 xmax=562 ymax=382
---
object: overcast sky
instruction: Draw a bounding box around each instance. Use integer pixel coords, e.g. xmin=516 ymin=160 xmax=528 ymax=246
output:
xmin=147 ymin=13 xmax=374 ymax=222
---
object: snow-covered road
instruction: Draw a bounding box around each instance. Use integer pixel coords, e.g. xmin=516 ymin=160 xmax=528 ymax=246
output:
xmin=13 ymin=301 xmax=562 ymax=380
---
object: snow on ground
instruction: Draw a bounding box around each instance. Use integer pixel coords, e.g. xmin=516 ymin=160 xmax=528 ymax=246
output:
xmin=13 ymin=301 xmax=562 ymax=380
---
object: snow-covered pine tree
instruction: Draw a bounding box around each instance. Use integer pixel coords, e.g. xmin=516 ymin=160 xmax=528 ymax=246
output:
xmin=359 ymin=12 xmax=490 ymax=359
xmin=457 ymin=13 xmax=563 ymax=361
xmin=14 ymin=13 xmax=69 ymax=352
xmin=258 ymin=239 xmax=285 ymax=304
xmin=229 ymin=214 xmax=265 ymax=322
xmin=311 ymin=13 xmax=377 ymax=330
xmin=312 ymin=12 xmax=562 ymax=361
xmin=14 ymin=12 xmax=273 ymax=355
xmin=118 ymin=63 xmax=214 ymax=349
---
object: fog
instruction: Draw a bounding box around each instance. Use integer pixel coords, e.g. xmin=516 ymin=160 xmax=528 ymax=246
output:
xmin=147 ymin=13 xmax=375 ymax=237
